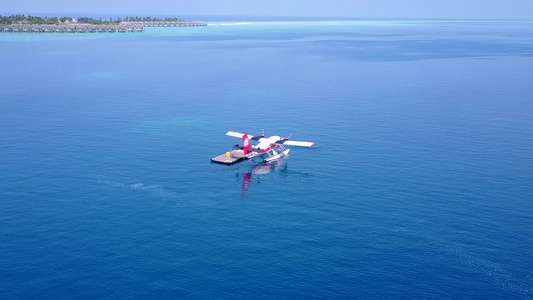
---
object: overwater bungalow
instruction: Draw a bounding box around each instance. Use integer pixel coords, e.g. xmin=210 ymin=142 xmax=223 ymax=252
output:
xmin=0 ymin=18 xmax=200 ymax=33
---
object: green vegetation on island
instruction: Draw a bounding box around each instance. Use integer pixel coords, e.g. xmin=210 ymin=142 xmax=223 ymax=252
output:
xmin=1 ymin=15 xmax=186 ymax=25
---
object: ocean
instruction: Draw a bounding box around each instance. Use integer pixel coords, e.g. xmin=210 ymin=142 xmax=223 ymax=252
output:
xmin=1 ymin=19 xmax=532 ymax=299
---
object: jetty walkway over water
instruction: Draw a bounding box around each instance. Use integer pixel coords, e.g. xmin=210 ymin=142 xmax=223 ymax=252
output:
xmin=0 ymin=21 xmax=206 ymax=33
xmin=126 ymin=21 xmax=207 ymax=27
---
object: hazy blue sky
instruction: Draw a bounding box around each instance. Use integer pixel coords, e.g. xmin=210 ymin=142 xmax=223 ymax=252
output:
xmin=2 ymin=0 xmax=532 ymax=20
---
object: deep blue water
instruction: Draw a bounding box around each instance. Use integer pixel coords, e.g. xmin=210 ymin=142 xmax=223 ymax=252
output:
xmin=1 ymin=20 xmax=533 ymax=299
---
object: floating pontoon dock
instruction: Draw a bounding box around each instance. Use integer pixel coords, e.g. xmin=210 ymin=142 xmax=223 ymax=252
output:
xmin=211 ymin=150 xmax=248 ymax=165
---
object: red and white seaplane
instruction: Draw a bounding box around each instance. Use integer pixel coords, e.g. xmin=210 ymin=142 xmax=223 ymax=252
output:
xmin=211 ymin=130 xmax=315 ymax=165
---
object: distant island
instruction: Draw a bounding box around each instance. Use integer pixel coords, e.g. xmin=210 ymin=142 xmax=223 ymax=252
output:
xmin=1 ymin=15 xmax=196 ymax=25
xmin=0 ymin=15 xmax=206 ymax=33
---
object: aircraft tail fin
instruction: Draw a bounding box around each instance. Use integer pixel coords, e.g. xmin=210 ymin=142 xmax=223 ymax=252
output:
xmin=242 ymin=134 xmax=252 ymax=155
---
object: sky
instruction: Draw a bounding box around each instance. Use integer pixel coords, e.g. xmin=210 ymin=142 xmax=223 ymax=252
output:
xmin=2 ymin=0 xmax=533 ymax=20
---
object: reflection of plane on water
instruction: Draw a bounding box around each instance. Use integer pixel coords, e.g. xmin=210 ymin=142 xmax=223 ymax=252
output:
xmin=241 ymin=159 xmax=286 ymax=195
xmin=239 ymin=157 xmax=311 ymax=195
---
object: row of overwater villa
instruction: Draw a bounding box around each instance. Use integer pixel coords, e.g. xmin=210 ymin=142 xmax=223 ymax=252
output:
xmin=131 ymin=21 xmax=207 ymax=27
xmin=0 ymin=24 xmax=144 ymax=33
xmin=0 ymin=20 xmax=207 ymax=33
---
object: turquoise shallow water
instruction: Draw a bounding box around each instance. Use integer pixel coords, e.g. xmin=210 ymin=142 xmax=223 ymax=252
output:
xmin=1 ymin=20 xmax=533 ymax=299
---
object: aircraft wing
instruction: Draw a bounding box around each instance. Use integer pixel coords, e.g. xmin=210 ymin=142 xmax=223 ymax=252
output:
xmin=226 ymin=131 xmax=254 ymax=139
xmin=283 ymin=140 xmax=316 ymax=147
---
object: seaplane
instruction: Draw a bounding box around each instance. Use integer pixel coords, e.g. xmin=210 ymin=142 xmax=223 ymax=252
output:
xmin=211 ymin=130 xmax=315 ymax=165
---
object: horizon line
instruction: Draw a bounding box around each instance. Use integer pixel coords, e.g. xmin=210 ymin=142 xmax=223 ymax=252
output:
xmin=2 ymin=12 xmax=533 ymax=22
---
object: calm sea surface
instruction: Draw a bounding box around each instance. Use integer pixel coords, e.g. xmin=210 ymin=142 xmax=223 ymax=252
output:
xmin=1 ymin=19 xmax=533 ymax=299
